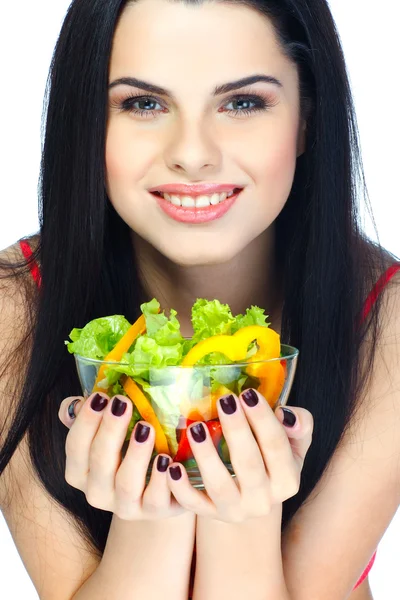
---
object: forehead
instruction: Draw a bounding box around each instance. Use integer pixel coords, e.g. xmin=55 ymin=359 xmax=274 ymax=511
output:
xmin=109 ymin=0 xmax=294 ymax=84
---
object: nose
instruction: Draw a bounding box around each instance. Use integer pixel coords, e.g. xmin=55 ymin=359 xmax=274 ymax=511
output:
xmin=164 ymin=120 xmax=222 ymax=176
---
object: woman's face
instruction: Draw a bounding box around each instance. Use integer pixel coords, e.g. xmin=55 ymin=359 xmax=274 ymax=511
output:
xmin=106 ymin=0 xmax=306 ymax=267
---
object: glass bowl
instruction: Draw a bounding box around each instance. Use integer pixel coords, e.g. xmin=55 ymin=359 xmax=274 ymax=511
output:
xmin=74 ymin=344 xmax=299 ymax=489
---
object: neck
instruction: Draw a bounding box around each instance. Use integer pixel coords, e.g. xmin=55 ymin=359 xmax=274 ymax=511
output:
xmin=131 ymin=227 xmax=283 ymax=337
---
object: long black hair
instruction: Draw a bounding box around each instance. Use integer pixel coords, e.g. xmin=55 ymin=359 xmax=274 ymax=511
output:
xmin=1 ymin=0 xmax=398 ymax=558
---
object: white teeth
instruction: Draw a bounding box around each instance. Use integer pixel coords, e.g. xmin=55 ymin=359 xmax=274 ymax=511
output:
xmin=167 ymin=194 xmax=181 ymax=206
xmin=196 ymin=195 xmax=213 ymax=208
xmin=181 ymin=196 xmax=196 ymax=207
xmin=160 ymin=190 xmax=235 ymax=207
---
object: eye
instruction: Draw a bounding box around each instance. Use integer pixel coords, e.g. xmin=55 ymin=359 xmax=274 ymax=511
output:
xmin=222 ymin=94 xmax=273 ymax=117
xmin=112 ymin=92 xmax=276 ymax=119
xmin=118 ymin=95 xmax=165 ymax=118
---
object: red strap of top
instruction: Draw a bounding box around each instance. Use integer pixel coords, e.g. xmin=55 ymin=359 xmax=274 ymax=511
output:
xmin=19 ymin=239 xmax=42 ymax=288
xmin=361 ymin=263 xmax=400 ymax=323
xmin=353 ymin=550 xmax=377 ymax=590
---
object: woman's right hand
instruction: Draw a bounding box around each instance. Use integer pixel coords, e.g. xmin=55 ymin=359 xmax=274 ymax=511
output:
xmin=58 ymin=392 xmax=187 ymax=520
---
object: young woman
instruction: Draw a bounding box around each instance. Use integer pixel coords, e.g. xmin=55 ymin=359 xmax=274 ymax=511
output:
xmin=1 ymin=0 xmax=399 ymax=598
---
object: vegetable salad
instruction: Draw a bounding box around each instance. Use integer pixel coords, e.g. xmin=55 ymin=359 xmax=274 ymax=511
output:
xmin=66 ymin=299 xmax=285 ymax=467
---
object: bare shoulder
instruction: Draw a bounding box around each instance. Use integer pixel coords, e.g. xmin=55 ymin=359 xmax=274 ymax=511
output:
xmin=0 ymin=236 xmax=40 ymax=454
xmin=0 ymin=237 xmax=100 ymax=599
xmin=280 ymin=257 xmax=400 ymax=599
xmin=0 ymin=233 xmax=40 ymax=262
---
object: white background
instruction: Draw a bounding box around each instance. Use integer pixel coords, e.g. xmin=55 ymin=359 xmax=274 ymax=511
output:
xmin=0 ymin=1 xmax=399 ymax=598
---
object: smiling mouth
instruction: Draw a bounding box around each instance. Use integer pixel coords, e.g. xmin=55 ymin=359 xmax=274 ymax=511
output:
xmin=151 ymin=187 xmax=243 ymax=224
xmin=151 ymin=187 xmax=242 ymax=208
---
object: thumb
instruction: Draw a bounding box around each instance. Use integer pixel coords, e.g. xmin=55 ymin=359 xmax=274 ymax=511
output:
xmin=275 ymin=405 xmax=314 ymax=470
xmin=58 ymin=396 xmax=85 ymax=429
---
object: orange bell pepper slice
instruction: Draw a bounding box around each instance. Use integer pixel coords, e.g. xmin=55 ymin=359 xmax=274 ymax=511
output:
xmin=121 ymin=374 xmax=170 ymax=455
xmin=92 ymin=308 xmax=160 ymax=393
xmin=90 ymin=307 xmax=168 ymax=454
xmin=257 ymin=360 xmax=286 ymax=408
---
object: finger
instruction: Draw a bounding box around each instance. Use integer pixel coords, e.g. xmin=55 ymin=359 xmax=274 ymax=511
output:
xmin=167 ymin=462 xmax=216 ymax=518
xmin=275 ymin=406 xmax=314 ymax=470
xmin=142 ymin=454 xmax=186 ymax=517
xmin=114 ymin=421 xmax=158 ymax=518
xmin=217 ymin=393 xmax=269 ymax=492
xmin=238 ymin=389 xmax=298 ymax=501
xmin=64 ymin=392 xmax=109 ymax=490
xmin=59 ymin=396 xmax=85 ymax=428
xmin=187 ymin=421 xmax=240 ymax=507
xmin=87 ymin=396 xmax=134 ymax=509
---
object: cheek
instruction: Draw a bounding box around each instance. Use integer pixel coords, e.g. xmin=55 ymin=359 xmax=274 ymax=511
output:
xmin=266 ymin=142 xmax=297 ymax=188
xmin=254 ymin=123 xmax=297 ymax=175
xmin=105 ymin=121 xmax=156 ymax=190
xmin=250 ymin=129 xmax=298 ymax=210
xmin=105 ymin=124 xmax=132 ymax=184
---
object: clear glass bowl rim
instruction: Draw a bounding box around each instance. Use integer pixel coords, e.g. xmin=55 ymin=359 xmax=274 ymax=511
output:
xmin=74 ymin=343 xmax=299 ymax=368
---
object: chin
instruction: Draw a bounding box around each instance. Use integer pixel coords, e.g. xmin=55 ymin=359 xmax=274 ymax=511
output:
xmin=155 ymin=239 xmax=244 ymax=267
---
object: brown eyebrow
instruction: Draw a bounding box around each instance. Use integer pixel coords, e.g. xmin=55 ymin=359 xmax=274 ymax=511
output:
xmin=108 ymin=74 xmax=283 ymax=99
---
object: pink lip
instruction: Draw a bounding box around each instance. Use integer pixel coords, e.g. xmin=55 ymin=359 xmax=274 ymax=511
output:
xmin=148 ymin=183 xmax=243 ymax=195
xmin=152 ymin=189 xmax=242 ymax=223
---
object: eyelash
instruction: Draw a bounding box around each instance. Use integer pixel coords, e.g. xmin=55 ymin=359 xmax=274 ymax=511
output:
xmin=115 ymin=92 xmax=275 ymax=119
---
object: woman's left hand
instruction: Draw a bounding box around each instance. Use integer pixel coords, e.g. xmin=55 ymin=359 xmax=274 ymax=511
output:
xmin=167 ymin=389 xmax=314 ymax=523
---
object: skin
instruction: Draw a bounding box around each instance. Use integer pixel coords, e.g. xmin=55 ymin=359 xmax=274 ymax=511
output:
xmin=106 ymin=0 xmax=306 ymax=336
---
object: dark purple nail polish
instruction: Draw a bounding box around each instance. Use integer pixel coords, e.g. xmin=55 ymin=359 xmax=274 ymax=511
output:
xmin=190 ymin=423 xmax=206 ymax=443
xmin=220 ymin=394 xmax=237 ymax=415
xmin=90 ymin=393 xmax=108 ymax=412
xmin=242 ymin=389 xmax=259 ymax=407
xmin=157 ymin=455 xmax=170 ymax=472
xmin=135 ymin=422 xmax=150 ymax=442
xmin=111 ymin=397 xmax=127 ymax=417
xmin=169 ymin=465 xmax=182 ymax=480
xmin=68 ymin=398 xmax=80 ymax=419
xmin=281 ymin=407 xmax=296 ymax=427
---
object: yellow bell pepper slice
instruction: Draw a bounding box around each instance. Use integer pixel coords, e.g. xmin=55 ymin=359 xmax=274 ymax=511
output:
xmin=181 ymin=325 xmax=280 ymax=372
xmin=121 ymin=374 xmax=170 ymax=455
xmin=233 ymin=326 xmax=281 ymax=378
xmin=181 ymin=334 xmax=242 ymax=365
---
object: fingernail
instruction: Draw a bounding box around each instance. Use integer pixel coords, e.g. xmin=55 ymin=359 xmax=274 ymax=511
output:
xmin=157 ymin=455 xmax=170 ymax=472
xmin=111 ymin=397 xmax=127 ymax=416
xmin=68 ymin=398 xmax=80 ymax=419
xmin=220 ymin=394 xmax=237 ymax=414
xmin=242 ymin=389 xmax=259 ymax=407
xmin=90 ymin=393 xmax=108 ymax=412
xmin=169 ymin=465 xmax=182 ymax=480
xmin=280 ymin=407 xmax=296 ymax=427
xmin=134 ymin=422 xmax=150 ymax=443
xmin=190 ymin=423 xmax=206 ymax=443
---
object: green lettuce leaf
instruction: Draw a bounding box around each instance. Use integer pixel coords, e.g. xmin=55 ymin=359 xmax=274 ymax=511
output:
xmin=141 ymin=298 xmax=167 ymax=336
xmin=65 ymin=315 xmax=132 ymax=360
xmin=230 ymin=305 xmax=270 ymax=333
xmin=141 ymin=299 xmax=184 ymax=345
xmin=109 ymin=336 xmax=184 ymax=381
xmin=139 ymin=380 xmax=182 ymax=455
xmin=191 ymin=299 xmax=235 ymax=343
